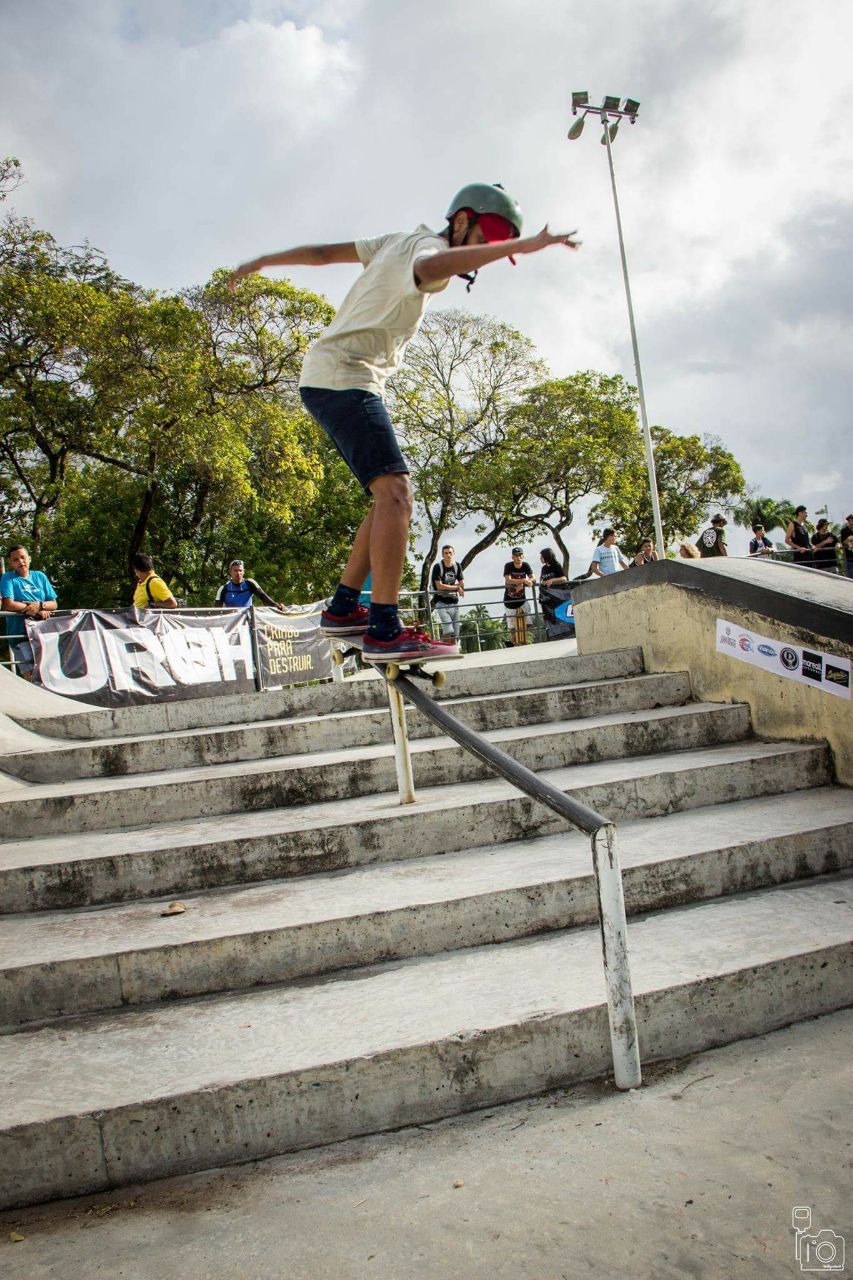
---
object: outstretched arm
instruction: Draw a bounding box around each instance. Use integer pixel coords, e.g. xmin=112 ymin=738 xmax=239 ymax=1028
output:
xmin=415 ymin=225 xmax=580 ymax=287
xmin=228 ymin=242 xmax=360 ymax=290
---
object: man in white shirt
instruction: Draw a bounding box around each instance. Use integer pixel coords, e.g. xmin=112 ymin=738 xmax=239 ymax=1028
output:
xmin=588 ymin=529 xmax=629 ymax=577
xmin=228 ymin=184 xmax=580 ymax=663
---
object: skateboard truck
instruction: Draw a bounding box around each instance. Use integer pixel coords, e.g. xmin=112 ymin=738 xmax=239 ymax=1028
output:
xmin=331 ymin=645 xmax=448 ymax=689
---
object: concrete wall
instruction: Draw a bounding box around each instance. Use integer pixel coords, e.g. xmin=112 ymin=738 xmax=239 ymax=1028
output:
xmin=573 ymin=563 xmax=853 ymax=785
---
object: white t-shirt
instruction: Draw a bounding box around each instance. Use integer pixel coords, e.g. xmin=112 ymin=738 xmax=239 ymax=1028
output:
xmin=591 ymin=544 xmax=626 ymax=575
xmin=299 ymin=226 xmax=450 ymax=398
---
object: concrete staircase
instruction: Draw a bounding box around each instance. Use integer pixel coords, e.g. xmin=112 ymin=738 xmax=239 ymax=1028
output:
xmin=0 ymin=644 xmax=850 ymax=1209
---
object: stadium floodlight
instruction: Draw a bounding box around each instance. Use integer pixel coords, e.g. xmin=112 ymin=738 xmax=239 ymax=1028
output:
xmin=566 ymin=90 xmax=665 ymax=554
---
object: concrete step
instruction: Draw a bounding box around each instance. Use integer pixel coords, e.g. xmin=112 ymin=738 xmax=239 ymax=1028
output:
xmin=0 ymin=740 xmax=831 ymax=912
xmin=16 ymin=647 xmax=645 ymax=741
xmin=1 ymin=874 xmax=850 ymax=1208
xmin=0 ymin=671 xmax=691 ymax=783
xmin=3 ymin=789 xmax=851 ymax=1027
xmin=0 ymin=701 xmax=751 ymax=837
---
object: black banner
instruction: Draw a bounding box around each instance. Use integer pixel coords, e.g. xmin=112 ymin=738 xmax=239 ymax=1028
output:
xmin=538 ymin=584 xmax=576 ymax=639
xmin=29 ymin=609 xmax=255 ymax=707
xmin=254 ymin=604 xmax=331 ymax=689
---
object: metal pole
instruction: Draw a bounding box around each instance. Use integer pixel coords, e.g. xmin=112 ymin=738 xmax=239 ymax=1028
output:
xmin=386 ymin=680 xmax=417 ymax=804
xmin=591 ymin=823 xmax=642 ymax=1089
xmin=602 ymin=121 xmax=666 ymax=555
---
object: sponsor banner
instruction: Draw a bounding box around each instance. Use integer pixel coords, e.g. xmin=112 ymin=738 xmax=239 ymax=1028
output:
xmin=29 ymin=609 xmax=255 ymax=707
xmin=254 ymin=603 xmax=331 ymax=689
xmin=715 ymin=618 xmax=851 ymax=699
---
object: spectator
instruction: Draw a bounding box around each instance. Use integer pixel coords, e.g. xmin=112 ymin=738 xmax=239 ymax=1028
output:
xmin=503 ymin=547 xmax=534 ymax=647
xmin=131 ymin=553 xmax=177 ymax=610
xmin=811 ymin=520 xmax=839 ymax=573
xmin=588 ymin=529 xmax=629 ymax=577
xmin=749 ymin=523 xmax=774 ymax=557
xmin=678 ymin=542 xmax=701 ymax=560
xmin=215 ymin=560 xmax=284 ymax=609
xmin=631 ymin=537 xmax=658 ymax=567
xmin=696 ymin=514 xmax=728 ymax=558
xmin=1 ymin=544 xmax=58 ymax=680
xmin=785 ymin=506 xmax=813 ymax=565
xmin=842 ymin=514 xmax=853 ymax=580
xmin=430 ymin=544 xmax=464 ymax=641
xmin=539 ymin=547 xmax=569 ymax=586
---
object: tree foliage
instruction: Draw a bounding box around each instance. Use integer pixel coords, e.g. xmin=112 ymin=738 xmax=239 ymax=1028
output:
xmin=731 ymin=494 xmax=796 ymax=536
xmin=0 ymin=186 xmax=369 ymax=604
xmin=590 ymin=427 xmax=746 ymax=550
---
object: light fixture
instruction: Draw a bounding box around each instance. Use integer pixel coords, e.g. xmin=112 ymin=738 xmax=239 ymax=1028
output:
xmin=623 ymin=98 xmax=641 ymax=118
xmin=571 ymin=90 xmax=589 ymax=113
xmin=602 ymin=95 xmax=621 ymax=112
xmin=600 ymin=121 xmax=619 ymax=145
xmin=568 ymin=116 xmax=586 ymax=140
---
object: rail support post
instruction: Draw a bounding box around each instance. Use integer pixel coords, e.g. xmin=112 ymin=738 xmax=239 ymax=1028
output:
xmin=386 ymin=680 xmax=417 ymax=804
xmin=591 ymin=823 xmax=642 ymax=1090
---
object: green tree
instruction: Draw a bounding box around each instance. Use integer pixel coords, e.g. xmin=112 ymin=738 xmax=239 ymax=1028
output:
xmin=494 ymin=371 xmax=642 ymax=572
xmin=731 ymin=494 xmax=796 ymax=538
xmin=387 ymin=309 xmax=546 ymax=599
xmin=591 ymin=427 xmax=746 ymax=550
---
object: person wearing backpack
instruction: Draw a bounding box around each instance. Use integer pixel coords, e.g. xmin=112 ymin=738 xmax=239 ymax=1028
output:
xmin=131 ymin=553 xmax=177 ymax=610
xmin=430 ymin=544 xmax=465 ymax=640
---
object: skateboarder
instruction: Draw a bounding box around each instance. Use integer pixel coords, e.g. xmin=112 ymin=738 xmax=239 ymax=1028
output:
xmin=228 ymin=184 xmax=580 ymax=663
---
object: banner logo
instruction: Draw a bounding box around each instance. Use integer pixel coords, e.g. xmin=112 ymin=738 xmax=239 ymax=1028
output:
xmin=780 ymin=647 xmax=799 ymax=671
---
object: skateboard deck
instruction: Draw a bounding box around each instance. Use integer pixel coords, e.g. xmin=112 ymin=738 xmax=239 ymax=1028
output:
xmin=329 ymin=633 xmax=463 ymax=688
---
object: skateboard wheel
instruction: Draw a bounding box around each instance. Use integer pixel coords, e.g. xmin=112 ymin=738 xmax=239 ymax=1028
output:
xmin=385 ymin=663 xmax=400 ymax=680
xmin=431 ymin=670 xmax=446 ymax=689
xmin=331 ymin=648 xmax=345 ymax=666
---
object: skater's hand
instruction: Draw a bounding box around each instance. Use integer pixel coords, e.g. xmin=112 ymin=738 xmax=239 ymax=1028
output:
xmin=515 ymin=225 xmax=581 ymax=255
xmin=227 ymin=261 xmax=259 ymax=292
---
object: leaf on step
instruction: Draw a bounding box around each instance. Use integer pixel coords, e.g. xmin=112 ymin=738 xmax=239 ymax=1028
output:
xmin=453 ymin=1180 xmax=464 ymax=1189
xmin=160 ymin=901 xmax=187 ymax=917
xmin=9 ymin=1231 xmax=25 ymax=1242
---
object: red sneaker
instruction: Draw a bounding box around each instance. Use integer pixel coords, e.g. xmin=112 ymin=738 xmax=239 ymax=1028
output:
xmin=362 ymin=627 xmax=459 ymax=662
xmin=320 ymin=604 xmax=370 ymax=636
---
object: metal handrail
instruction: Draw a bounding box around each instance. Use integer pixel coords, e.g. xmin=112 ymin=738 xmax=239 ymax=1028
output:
xmin=387 ymin=669 xmax=641 ymax=1092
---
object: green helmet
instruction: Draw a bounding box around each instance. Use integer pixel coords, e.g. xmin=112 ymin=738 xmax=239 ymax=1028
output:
xmin=445 ymin=182 xmax=523 ymax=236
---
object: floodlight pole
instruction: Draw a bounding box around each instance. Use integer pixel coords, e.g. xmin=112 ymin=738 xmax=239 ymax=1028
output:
xmin=601 ymin=116 xmax=665 ymax=555
xmin=569 ymin=97 xmax=665 ymax=555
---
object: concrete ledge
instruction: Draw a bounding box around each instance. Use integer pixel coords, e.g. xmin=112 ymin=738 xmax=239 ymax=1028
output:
xmin=573 ymin=562 xmax=853 ymax=783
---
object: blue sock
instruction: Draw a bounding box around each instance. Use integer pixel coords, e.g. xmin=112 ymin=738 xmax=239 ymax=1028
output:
xmin=368 ymin=602 xmax=401 ymax=640
xmin=328 ymin=582 xmax=361 ymax=616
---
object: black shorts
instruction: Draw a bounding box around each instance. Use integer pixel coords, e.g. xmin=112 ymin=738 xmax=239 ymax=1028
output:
xmin=300 ymin=387 xmax=409 ymax=495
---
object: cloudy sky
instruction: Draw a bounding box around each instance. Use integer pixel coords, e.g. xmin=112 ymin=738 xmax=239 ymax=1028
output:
xmin=2 ymin=0 xmax=851 ymax=591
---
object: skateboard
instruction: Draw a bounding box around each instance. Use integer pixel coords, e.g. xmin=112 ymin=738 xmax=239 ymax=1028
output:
xmin=329 ymin=633 xmax=463 ymax=688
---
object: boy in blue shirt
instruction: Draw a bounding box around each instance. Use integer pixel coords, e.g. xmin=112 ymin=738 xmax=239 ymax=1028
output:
xmin=1 ymin=544 xmax=58 ymax=678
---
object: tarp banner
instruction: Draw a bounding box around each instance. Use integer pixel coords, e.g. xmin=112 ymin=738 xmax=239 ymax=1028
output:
xmin=538 ymin=584 xmax=576 ymax=638
xmin=29 ymin=609 xmax=255 ymax=707
xmin=715 ymin=617 xmax=851 ymax=699
xmin=254 ymin=603 xmax=331 ymax=689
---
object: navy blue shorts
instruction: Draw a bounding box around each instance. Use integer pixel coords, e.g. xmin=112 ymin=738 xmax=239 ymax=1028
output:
xmin=299 ymin=387 xmax=410 ymax=494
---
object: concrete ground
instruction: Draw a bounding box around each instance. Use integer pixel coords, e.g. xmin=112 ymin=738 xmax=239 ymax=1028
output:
xmin=2 ymin=1010 xmax=850 ymax=1280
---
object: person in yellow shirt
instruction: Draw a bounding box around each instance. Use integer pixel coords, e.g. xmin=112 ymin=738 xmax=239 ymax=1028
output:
xmin=131 ymin=553 xmax=177 ymax=610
